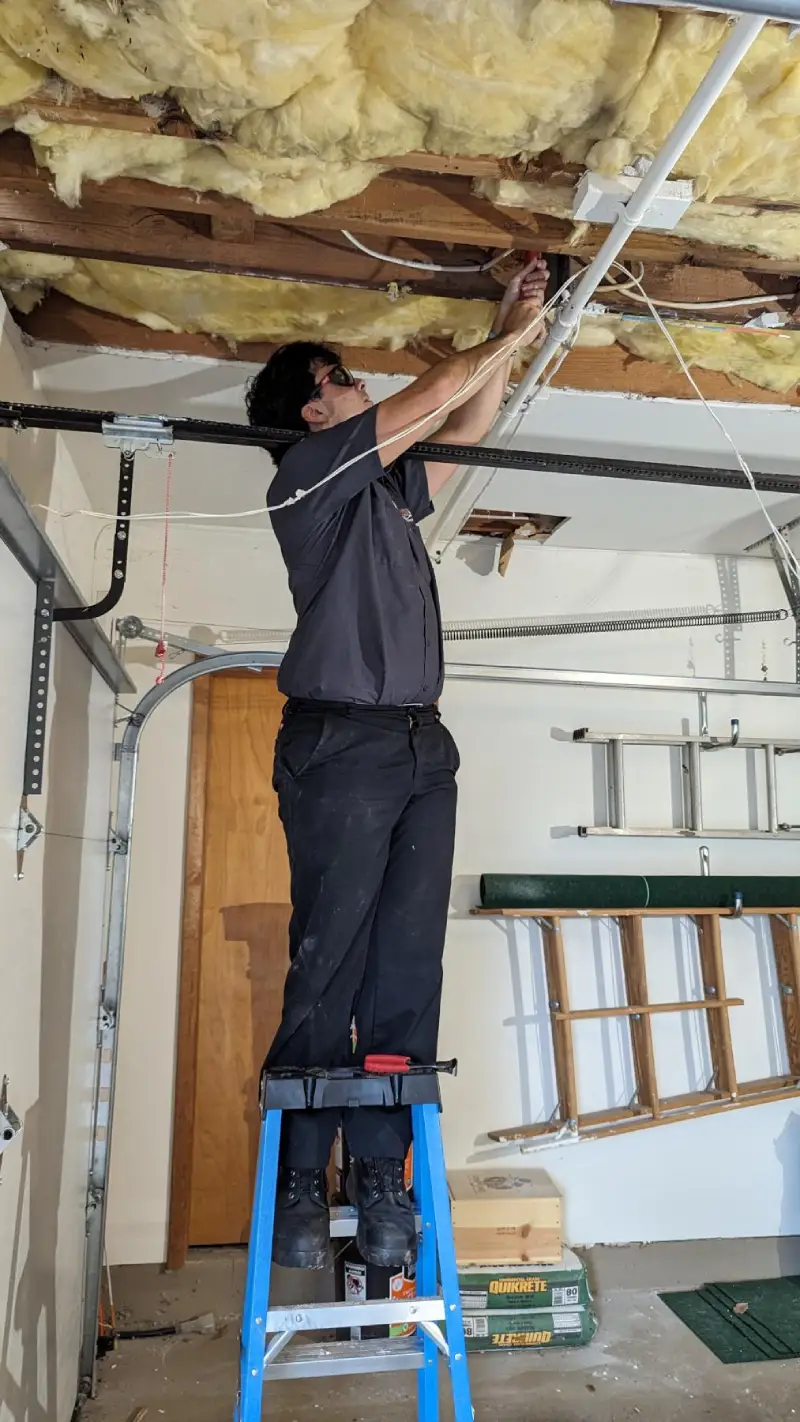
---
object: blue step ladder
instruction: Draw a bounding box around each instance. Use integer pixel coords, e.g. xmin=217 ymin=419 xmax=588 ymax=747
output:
xmin=235 ymin=1061 xmax=474 ymax=1422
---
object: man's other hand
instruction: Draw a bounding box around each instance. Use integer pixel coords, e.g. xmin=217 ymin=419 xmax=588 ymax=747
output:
xmin=495 ymin=255 xmax=549 ymax=339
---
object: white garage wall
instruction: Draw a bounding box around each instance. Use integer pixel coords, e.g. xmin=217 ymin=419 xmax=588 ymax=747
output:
xmin=24 ymin=340 xmax=800 ymax=1260
xmin=0 ymin=309 xmax=119 ymax=1422
xmin=98 ymin=513 xmax=800 ymax=1262
xmin=0 ymin=549 xmax=118 ymax=1422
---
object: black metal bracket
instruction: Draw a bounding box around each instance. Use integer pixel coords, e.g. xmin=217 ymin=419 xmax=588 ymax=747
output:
xmin=53 ymin=452 xmax=135 ymax=623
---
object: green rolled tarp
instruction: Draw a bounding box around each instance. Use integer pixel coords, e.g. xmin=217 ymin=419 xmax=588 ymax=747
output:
xmin=479 ymin=874 xmax=800 ymax=912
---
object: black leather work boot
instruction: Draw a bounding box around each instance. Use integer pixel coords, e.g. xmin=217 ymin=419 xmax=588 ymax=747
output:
xmin=272 ymin=1166 xmax=330 ymax=1269
xmin=350 ymin=1158 xmax=418 ymax=1268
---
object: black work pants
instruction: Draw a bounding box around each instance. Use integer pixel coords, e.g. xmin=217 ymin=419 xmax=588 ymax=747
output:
xmin=265 ymin=700 xmax=459 ymax=1168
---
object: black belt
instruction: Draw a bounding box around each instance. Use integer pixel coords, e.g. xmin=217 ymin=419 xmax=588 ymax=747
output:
xmin=285 ymin=698 xmax=440 ymax=727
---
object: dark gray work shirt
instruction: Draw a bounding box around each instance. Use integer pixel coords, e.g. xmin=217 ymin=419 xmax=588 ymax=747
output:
xmin=268 ymin=406 xmax=444 ymax=706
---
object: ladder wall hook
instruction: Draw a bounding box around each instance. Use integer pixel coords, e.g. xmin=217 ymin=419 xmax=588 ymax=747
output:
xmin=698 ymin=690 xmax=709 ymax=740
xmin=699 ymin=845 xmax=711 ymax=877
xmin=730 ymin=718 xmax=740 ymax=747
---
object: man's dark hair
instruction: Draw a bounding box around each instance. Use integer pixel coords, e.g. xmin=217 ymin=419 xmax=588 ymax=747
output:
xmin=245 ymin=342 xmax=342 ymax=442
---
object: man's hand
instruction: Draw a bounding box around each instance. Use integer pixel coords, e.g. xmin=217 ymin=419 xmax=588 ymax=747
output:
xmin=493 ymin=256 xmax=549 ymax=341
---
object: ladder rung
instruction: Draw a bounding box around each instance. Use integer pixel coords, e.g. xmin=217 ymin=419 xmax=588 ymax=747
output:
xmin=266 ymin=1336 xmax=424 ymax=1379
xmin=266 ymin=1298 xmax=445 ymax=1333
xmin=579 ymin=827 xmax=800 ymax=840
xmin=554 ymin=997 xmax=744 ymax=1021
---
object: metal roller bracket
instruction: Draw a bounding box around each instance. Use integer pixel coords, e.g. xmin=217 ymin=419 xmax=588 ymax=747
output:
xmin=16 ymin=805 xmax=43 ymax=879
xmin=101 ymin=415 xmax=173 ymax=457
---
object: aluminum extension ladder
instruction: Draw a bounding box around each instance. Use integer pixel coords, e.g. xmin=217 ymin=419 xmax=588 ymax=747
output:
xmin=234 ymin=1062 xmax=474 ymax=1422
xmin=574 ymin=706 xmax=800 ymax=840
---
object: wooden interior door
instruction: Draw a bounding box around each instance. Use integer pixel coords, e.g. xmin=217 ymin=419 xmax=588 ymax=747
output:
xmin=168 ymin=668 xmax=290 ymax=1258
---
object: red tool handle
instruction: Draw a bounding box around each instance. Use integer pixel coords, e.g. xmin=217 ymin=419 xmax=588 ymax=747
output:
xmin=364 ymin=1054 xmax=411 ymax=1074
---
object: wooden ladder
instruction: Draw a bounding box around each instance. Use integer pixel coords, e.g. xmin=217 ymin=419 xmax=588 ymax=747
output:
xmin=476 ymin=907 xmax=800 ymax=1144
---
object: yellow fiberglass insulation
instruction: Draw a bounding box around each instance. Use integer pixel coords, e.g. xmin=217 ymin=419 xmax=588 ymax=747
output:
xmin=0 ymin=35 xmax=43 ymax=105
xmin=576 ymin=314 xmax=800 ymax=395
xmin=17 ymin=117 xmax=382 ymax=220
xmin=584 ymin=14 xmax=800 ymax=204
xmin=0 ymin=251 xmax=797 ymax=396
xmin=0 ymin=251 xmax=495 ymax=349
xmin=1 ymin=1 xmax=800 ymax=215
xmin=0 ymin=0 xmax=659 ymax=157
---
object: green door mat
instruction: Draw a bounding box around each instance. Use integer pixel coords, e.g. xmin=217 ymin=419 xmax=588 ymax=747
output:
xmin=660 ymin=1277 xmax=800 ymax=1363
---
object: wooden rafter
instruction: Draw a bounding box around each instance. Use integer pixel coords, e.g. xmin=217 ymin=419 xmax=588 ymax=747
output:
xmin=1 ymin=132 xmax=799 ymax=277
xmin=0 ymin=186 xmax=503 ymax=299
xmin=1 ymin=164 xmax=795 ymax=318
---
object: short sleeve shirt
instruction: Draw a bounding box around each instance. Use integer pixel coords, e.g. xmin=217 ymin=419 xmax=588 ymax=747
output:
xmin=268 ymin=406 xmax=444 ymax=706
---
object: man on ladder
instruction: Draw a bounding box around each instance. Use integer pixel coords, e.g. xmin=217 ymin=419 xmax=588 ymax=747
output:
xmin=246 ymin=256 xmax=547 ymax=1271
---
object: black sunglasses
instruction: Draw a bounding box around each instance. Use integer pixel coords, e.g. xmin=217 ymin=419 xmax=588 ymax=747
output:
xmin=310 ymin=364 xmax=356 ymax=400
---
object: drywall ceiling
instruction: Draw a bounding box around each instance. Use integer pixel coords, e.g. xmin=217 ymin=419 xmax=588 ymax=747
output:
xmin=28 ymin=342 xmax=800 ymax=559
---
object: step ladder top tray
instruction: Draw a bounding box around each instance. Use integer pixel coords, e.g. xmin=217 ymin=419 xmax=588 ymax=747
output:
xmin=260 ymin=1061 xmax=456 ymax=1112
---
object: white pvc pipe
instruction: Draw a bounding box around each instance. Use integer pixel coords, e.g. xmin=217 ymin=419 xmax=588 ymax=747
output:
xmin=427 ymin=9 xmax=767 ymax=549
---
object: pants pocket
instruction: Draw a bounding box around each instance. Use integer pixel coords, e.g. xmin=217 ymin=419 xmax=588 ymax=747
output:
xmin=441 ymin=724 xmax=461 ymax=774
xmin=275 ymin=713 xmax=330 ymax=781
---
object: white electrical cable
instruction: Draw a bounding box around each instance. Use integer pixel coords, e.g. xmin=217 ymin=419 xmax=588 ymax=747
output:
xmin=39 ymin=271 xmax=584 ymax=527
xmin=611 ymin=259 xmax=800 ymax=580
xmin=603 ymin=284 xmax=797 ymax=313
xmin=593 ymin=259 xmax=796 ymax=313
xmin=341 ymin=229 xmax=513 ymax=274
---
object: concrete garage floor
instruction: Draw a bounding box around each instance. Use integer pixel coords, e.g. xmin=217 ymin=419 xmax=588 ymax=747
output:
xmin=85 ymin=1248 xmax=800 ymax=1422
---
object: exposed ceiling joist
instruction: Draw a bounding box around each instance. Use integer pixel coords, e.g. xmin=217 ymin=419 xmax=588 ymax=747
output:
xmin=307 ymin=176 xmax=800 ymax=274
xmin=17 ymin=292 xmax=800 ymax=407
xmin=0 ymin=189 xmax=503 ymax=298
xmin=0 ymin=189 xmax=794 ymax=320
xmin=1 ymin=149 xmax=794 ymax=315
xmin=1 ymin=133 xmax=798 ymax=278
